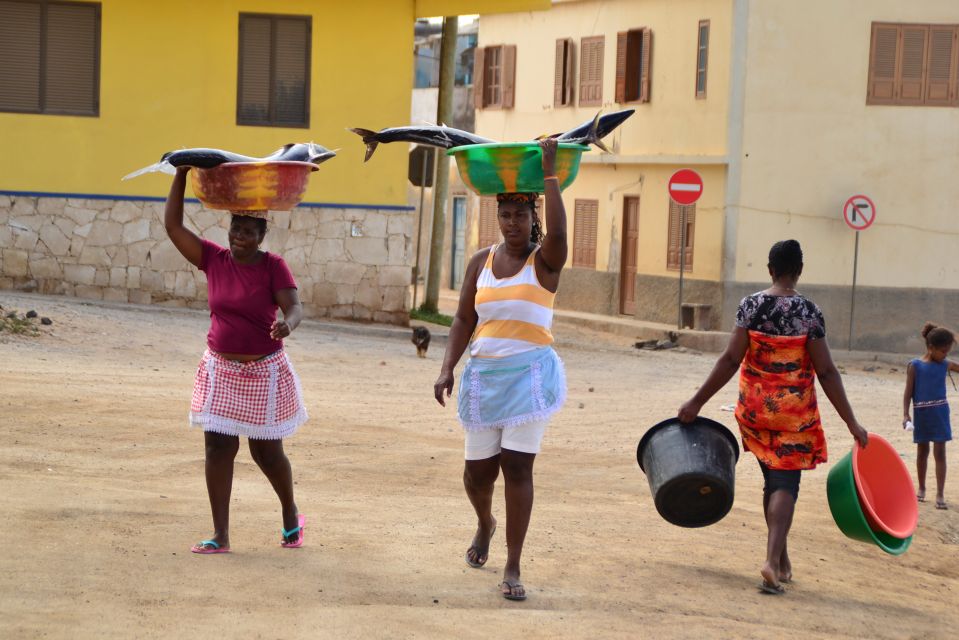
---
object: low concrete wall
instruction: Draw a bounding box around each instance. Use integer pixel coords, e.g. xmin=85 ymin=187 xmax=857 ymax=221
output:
xmin=0 ymin=195 xmax=413 ymax=325
xmin=555 ymin=267 xmax=619 ymax=316
xmin=634 ymin=274 xmax=723 ymax=329
xmin=722 ymin=281 xmax=950 ymax=353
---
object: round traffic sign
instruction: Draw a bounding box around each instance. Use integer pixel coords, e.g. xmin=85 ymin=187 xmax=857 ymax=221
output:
xmin=843 ymin=195 xmax=876 ymax=231
xmin=668 ymin=169 xmax=703 ymax=205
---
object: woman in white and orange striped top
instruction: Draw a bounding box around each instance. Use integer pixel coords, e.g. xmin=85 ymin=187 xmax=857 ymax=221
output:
xmin=434 ymin=138 xmax=568 ymax=602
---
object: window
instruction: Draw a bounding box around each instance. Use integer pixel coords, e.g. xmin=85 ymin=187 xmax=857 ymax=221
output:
xmin=473 ymin=44 xmax=515 ymax=109
xmin=237 ymin=13 xmax=311 ymax=127
xmin=667 ymin=200 xmax=695 ymax=271
xmin=554 ymin=38 xmax=575 ymax=107
xmin=478 ymin=197 xmax=500 ymax=248
xmin=0 ymin=0 xmax=100 ymax=116
xmin=867 ymin=22 xmax=959 ymax=106
xmin=578 ymin=35 xmax=604 ymax=107
xmin=572 ymin=199 xmax=598 ymax=268
xmin=696 ymin=21 xmax=709 ymax=98
xmin=616 ymin=28 xmax=652 ymax=104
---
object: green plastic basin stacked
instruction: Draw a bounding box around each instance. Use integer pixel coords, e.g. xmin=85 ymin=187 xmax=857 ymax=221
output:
xmin=447 ymin=143 xmax=589 ymax=195
xmin=826 ymin=433 xmax=916 ymax=555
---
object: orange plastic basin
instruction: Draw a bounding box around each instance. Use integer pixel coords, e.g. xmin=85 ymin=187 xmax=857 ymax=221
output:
xmin=852 ymin=433 xmax=918 ymax=539
xmin=190 ymin=161 xmax=317 ymax=213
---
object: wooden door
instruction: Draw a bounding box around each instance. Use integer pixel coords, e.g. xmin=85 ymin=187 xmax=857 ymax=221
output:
xmin=620 ymin=196 xmax=639 ymax=315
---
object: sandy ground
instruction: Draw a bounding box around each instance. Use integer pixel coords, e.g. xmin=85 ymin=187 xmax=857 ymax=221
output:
xmin=0 ymin=291 xmax=956 ymax=639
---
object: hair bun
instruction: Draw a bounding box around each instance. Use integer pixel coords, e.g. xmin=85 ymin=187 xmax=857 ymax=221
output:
xmin=921 ymin=322 xmax=938 ymax=338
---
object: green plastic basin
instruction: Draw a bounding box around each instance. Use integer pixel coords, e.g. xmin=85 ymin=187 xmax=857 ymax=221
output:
xmin=826 ymin=448 xmax=913 ymax=555
xmin=447 ymin=142 xmax=589 ymax=195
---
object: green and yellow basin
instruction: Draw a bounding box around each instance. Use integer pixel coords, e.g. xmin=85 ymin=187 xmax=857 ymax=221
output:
xmin=190 ymin=161 xmax=317 ymax=213
xmin=447 ymin=142 xmax=589 ymax=195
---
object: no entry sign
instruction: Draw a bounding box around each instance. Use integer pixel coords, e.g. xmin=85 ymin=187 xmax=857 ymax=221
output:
xmin=843 ymin=195 xmax=876 ymax=231
xmin=668 ymin=169 xmax=703 ymax=205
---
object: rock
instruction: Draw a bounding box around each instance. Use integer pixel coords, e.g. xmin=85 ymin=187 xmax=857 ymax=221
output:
xmin=578 ymin=402 xmax=585 ymax=409
xmin=863 ymin=365 xmax=878 ymax=372
xmin=25 ymin=310 xmax=37 ymax=318
xmin=41 ymin=317 xmax=52 ymax=325
xmin=588 ymin=387 xmax=595 ymax=392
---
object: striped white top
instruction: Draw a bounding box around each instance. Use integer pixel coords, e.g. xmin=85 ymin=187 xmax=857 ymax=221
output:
xmin=470 ymin=244 xmax=555 ymax=359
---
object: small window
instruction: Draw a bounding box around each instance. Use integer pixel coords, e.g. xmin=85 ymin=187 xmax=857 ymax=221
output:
xmin=0 ymin=0 xmax=100 ymax=116
xmin=237 ymin=13 xmax=311 ymax=127
xmin=616 ymin=28 xmax=652 ymax=104
xmin=478 ymin=197 xmax=500 ymax=248
xmin=573 ymin=199 xmax=598 ymax=269
xmin=696 ymin=21 xmax=709 ymax=98
xmin=867 ymin=22 xmax=959 ymax=106
xmin=474 ymin=44 xmax=516 ymax=109
xmin=554 ymin=38 xmax=575 ymax=107
xmin=667 ymin=200 xmax=695 ymax=271
xmin=578 ymin=35 xmax=604 ymax=107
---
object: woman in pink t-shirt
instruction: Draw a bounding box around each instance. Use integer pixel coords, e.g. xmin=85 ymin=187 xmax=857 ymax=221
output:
xmin=164 ymin=167 xmax=308 ymax=555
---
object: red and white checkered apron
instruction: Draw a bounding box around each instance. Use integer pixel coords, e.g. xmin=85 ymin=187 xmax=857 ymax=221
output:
xmin=189 ymin=349 xmax=307 ymax=439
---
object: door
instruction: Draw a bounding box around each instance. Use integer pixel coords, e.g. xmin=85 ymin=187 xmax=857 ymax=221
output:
xmin=619 ymin=196 xmax=639 ymax=315
xmin=450 ymin=196 xmax=467 ymax=289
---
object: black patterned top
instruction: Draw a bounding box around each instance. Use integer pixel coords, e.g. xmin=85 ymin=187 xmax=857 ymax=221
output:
xmin=735 ymin=292 xmax=826 ymax=340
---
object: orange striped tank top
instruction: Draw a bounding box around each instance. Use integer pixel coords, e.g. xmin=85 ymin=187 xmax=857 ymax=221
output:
xmin=470 ymin=244 xmax=555 ymax=359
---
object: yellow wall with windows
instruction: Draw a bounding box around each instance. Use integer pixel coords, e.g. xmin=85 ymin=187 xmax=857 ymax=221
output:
xmin=0 ymin=0 xmax=545 ymax=206
xmin=734 ymin=0 xmax=959 ymax=289
xmin=474 ymin=0 xmax=732 ymax=281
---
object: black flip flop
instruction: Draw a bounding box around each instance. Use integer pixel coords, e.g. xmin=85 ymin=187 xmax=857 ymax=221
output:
xmin=501 ymin=581 xmax=527 ymax=601
xmin=465 ymin=525 xmax=496 ymax=568
xmin=759 ymin=580 xmax=786 ymax=595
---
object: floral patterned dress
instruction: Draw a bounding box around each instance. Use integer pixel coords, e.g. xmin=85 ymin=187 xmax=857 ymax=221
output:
xmin=734 ymin=293 xmax=827 ymax=470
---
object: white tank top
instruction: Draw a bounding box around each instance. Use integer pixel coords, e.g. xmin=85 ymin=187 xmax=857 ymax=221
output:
xmin=470 ymin=244 xmax=555 ymax=359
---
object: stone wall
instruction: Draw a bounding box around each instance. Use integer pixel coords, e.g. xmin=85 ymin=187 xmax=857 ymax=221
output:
xmin=0 ymin=195 xmax=414 ymax=325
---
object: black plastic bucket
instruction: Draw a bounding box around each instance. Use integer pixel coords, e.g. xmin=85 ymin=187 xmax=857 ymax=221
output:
xmin=637 ymin=416 xmax=740 ymax=528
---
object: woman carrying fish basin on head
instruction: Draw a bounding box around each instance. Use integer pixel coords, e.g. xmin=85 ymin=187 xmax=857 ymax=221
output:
xmin=678 ymin=240 xmax=869 ymax=595
xmin=433 ymin=138 xmax=568 ymax=602
xmin=163 ymin=167 xmax=308 ymax=555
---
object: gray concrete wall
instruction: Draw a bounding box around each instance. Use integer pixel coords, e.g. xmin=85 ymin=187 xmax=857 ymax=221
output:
xmin=722 ymin=281 xmax=946 ymax=354
xmin=634 ymin=274 xmax=724 ymax=329
xmin=1 ymin=195 xmax=413 ymax=325
xmin=554 ymin=268 xmax=619 ymax=316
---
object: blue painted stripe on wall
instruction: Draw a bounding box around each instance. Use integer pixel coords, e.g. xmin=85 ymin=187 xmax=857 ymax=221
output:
xmin=0 ymin=190 xmax=415 ymax=212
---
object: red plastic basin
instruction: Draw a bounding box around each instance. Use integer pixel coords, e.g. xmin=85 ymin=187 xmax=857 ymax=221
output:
xmin=852 ymin=433 xmax=918 ymax=538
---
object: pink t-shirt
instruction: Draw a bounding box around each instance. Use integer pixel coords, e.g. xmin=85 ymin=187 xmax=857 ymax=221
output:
xmin=200 ymin=239 xmax=297 ymax=355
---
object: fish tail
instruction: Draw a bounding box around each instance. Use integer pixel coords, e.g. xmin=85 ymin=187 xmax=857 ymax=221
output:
xmin=348 ymin=128 xmax=379 ymax=162
xmin=586 ymin=111 xmax=612 ymax=152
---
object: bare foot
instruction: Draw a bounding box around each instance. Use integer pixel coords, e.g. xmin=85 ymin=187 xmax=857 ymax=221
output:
xmin=779 ymin=550 xmax=792 ymax=583
xmin=917 ymin=489 xmax=926 ymax=503
xmin=465 ymin=518 xmax=497 ymax=568
xmin=760 ymin=563 xmax=784 ymax=594
xmin=936 ymin=497 xmax=948 ymax=510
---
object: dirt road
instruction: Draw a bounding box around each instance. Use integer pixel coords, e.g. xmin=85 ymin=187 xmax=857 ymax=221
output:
xmin=0 ymin=292 xmax=955 ymax=639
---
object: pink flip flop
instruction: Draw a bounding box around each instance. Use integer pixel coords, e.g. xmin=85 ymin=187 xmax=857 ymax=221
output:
xmin=191 ymin=539 xmax=231 ymax=554
xmin=281 ymin=514 xmax=306 ymax=548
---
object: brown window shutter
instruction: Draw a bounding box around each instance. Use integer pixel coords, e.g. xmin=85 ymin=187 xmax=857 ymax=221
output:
xmin=564 ymin=38 xmax=576 ymax=105
xmin=479 ymin=197 xmax=500 ymax=248
xmin=867 ymin=23 xmax=900 ymax=104
xmin=0 ymin=1 xmax=42 ymax=112
xmin=272 ymin=17 xmax=310 ymax=126
xmin=238 ymin=16 xmax=272 ymax=124
xmin=554 ymin=39 xmax=565 ymax=106
xmin=573 ymin=200 xmax=598 ymax=268
xmin=925 ymin=26 xmax=957 ymax=105
xmin=473 ymin=46 xmax=485 ymax=109
xmin=579 ymin=36 xmax=603 ymax=107
xmin=696 ymin=20 xmax=709 ymax=98
xmin=502 ymin=44 xmax=516 ymax=108
xmin=899 ymin=25 xmax=928 ymax=104
xmin=640 ymin=28 xmax=652 ymax=103
xmin=44 ymin=3 xmax=98 ymax=115
xmin=667 ymin=201 xmax=694 ymax=270
xmin=615 ymin=31 xmax=627 ymax=103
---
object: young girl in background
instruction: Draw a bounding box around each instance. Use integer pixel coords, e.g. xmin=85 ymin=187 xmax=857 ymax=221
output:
xmin=903 ymin=323 xmax=955 ymax=510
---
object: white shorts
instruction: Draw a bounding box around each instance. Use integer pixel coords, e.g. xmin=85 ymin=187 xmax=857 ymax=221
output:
xmin=464 ymin=419 xmax=548 ymax=460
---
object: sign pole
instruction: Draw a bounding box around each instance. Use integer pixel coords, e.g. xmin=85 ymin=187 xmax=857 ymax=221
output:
xmin=678 ymin=206 xmax=686 ymax=328
xmin=411 ymin=149 xmax=431 ymax=310
xmin=848 ymin=230 xmax=859 ymax=350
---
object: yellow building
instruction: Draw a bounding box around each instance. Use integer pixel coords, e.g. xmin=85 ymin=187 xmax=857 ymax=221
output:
xmin=466 ymin=0 xmax=959 ymax=351
xmin=0 ymin=0 xmax=547 ymax=321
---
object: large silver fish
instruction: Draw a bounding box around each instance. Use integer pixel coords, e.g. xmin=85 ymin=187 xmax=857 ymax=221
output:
xmin=349 ymin=125 xmax=495 ymax=162
xmin=553 ymin=109 xmax=635 ymax=153
xmin=121 ymin=142 xmax=336 ymax=180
